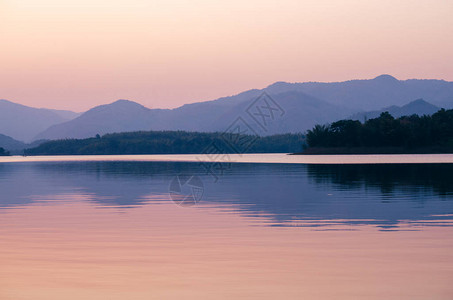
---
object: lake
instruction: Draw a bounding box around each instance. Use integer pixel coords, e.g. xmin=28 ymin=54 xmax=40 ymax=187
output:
xmin=1 ymin=155 xmax=453 ymax=299
xmin=3 ymin=153 xmax=453 ymax=164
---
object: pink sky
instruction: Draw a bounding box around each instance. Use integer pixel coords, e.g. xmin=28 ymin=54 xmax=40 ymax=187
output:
xmin=1 ymin=0 xmax=452 ymax=112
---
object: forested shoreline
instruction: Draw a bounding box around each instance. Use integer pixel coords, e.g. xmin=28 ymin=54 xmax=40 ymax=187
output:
xmin=24 ymin=131 xmax=304 ymax=155
xmin=10 ymin=109 xmax=453 ymax=156
xmin=0 ymin=147 xmax=10 ymax=156
xmin=302 ymin=109 xmax=453 ymax=154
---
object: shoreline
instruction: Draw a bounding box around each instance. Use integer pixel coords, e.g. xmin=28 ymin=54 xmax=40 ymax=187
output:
xmin=295 ymin=146 xmax=453 ymax=155
xmin=2 ymin=153 xmax=453 ymax=165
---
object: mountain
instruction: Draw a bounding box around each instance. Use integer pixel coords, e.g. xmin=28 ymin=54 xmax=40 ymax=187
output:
xmin=265 ymin=75 xmax=453 ymax=110
xmin=35 ymin=92 xmax=352 ymax=140
xmin=350 ymin=99 xmax=441 ymax=121
xmin=16 ymin=75 xmax=453 ymax=140
xmin=35 ymin=100 xmax=158 ymax=140
xmin=206 ymin=90 xmax=352 ymax=135
xmin=0 ymin=134 xmax=26 ymax=151
xmin=0 ymin=133 xmax=45 ymax=154
xmin=0 ymin=99 xmax=80 ymax=142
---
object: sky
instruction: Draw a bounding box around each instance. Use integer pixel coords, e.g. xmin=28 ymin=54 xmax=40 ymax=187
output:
xmin=1 ymin=0 xmax=452 ymax=112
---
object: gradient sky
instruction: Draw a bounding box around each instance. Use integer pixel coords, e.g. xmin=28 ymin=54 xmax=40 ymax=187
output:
xmin=1 ymin=0 xmax=452 ymax=111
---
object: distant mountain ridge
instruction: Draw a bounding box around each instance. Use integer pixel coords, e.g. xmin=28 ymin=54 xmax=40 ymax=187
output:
xmin=35 ymin=91 xmax=352 ymax=140
xmin=0 ymin=99 xmax=80 ymax=142
xmin=0 ymin=133 xmax=45 ymax=154
xmin=350 ymin=99 xmax=440 ymax=121
xmin=35 ymin=100 xmax=156 ymax=140
xmin=0 ymin=133 xmax=26 ymax=151
xmin=2 ymin=75 xmax=453 ymax=141
xmin=265 ymin=75 xmax=453 ymax=110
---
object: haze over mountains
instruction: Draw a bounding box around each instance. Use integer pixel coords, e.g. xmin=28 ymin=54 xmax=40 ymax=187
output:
xmin=266 ymin=75 xmax=453 ymax=110
xmin=1 ymin=75 xmax=452 ymax=144
xmin=0 ymin=99 xmax=80 ymax=142
xmin=0 ymin=134 xmax=43 ymax=154
xmin=350 ymin=99 xmax=440 ymax=122
xmin=35 ymin=91 xmax=351 ymax=140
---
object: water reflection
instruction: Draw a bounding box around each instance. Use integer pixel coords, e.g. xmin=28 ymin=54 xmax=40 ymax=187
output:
xmin=307 ymin=164 xmax=453 ymax=196
xmin=1 ymin=162 xmax=453 ymax=230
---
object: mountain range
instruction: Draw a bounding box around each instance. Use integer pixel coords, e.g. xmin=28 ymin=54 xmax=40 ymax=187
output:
xmin=0 ymin=99 xmax=80 ymax=142
xmin=1 ymin=75 xmax=452 ymax=145
xmin=350 ymin=99 xmax=440 ymax=122
xmin=265 ymin=75 xmax=453 ymax=110
xmin=35 ymin=90 xmax=352 ymax=140
xmin=0 ymin=134 xmax=44 ymax=154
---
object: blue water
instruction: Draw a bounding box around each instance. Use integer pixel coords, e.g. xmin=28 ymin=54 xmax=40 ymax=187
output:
xmin=1 ymin=161 xmax=453 ymax=230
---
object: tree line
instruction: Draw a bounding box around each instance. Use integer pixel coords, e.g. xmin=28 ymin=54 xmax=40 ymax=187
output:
xmin=0 ymin=147 xmax=10 ymax=156
xmin=305 ymin=109 xmax=453 ymax=153
xmin=24 ymin=131 xmax=305 ymax=155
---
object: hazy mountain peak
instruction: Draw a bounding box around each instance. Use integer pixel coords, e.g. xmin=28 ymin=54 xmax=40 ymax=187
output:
xmin=104 ymin=99 xmax=148 ymax=110
xmin=401 ymin=98 xmax=440 ymax=112
xmin=350 ymin=98 xmax=440 ymax=121
xmin=405 ymin=98 xmax=430 ymax=105
xmin=111 ymin=99 xmax=144 ymax=106
xmin=35 ymin=99 xmax=154 ymax=140
xmin=0 ymin=99 xmax=79 ymax=142
xmin=84 ymin=99 xmax=149 ymax=115
xmin=373 ymin=74 xmax=398 ymax=82
xmin=266 ymin=81 xmax=293 ymax=89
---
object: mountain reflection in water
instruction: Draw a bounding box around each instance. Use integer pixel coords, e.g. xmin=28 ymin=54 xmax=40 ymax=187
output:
xmin=1 ymin=162 xmax=452 ymax=231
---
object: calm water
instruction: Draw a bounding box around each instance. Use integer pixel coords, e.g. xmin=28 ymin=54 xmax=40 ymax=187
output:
xmin=1 ymin=159 xmax=453 ymax=299
xmin=3 ymin=153 xmax=453 ymax=164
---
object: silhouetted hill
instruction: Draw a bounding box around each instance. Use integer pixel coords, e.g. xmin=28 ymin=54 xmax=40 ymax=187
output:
xmin=0 ymin=133 xmax=47 ymax=154
xmin=5 ymin=75 xmax=453 ymax=141
xmin=34 ymin=91 xmax=351 ymax=140
xmin=0 ymin=134 xmax=26 ymax=151
xmin=35 ymin=100 xmax=159 ymax=140
xmin=0 ymin=99 xmax=79 ymax=142
xmin=350 ymin=99 xmax=440 ymax=121
xmin=265 ymin=75 xmax=453 ymax=110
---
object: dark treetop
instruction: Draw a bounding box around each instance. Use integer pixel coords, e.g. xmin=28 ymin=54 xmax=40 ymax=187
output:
xmin=0 ymin=147 xmax=10 ymax=156
xmin=304 ymin=108 xmax=453 ymax=154
xmin=24 ymin=131 xmax=304 ymax=155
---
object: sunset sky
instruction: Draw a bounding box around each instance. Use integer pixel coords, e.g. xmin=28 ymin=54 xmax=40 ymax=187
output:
xmin=1 ymin=0 xmax=452 ymax=111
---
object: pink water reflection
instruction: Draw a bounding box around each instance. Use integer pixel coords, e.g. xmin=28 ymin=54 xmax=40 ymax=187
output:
xmin=0 ymin=194 xmax=452 ymax=300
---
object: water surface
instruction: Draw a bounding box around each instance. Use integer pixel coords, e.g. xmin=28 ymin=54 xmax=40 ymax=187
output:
xmin=2 ymin=153 xmax=453 ymax=164
xmin=0 ymin=161 xmax=452 ymax=299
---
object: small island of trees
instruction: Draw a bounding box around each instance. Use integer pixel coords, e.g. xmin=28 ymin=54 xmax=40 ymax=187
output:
xmin=304 ymin=108 xmax=453 ymax=154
